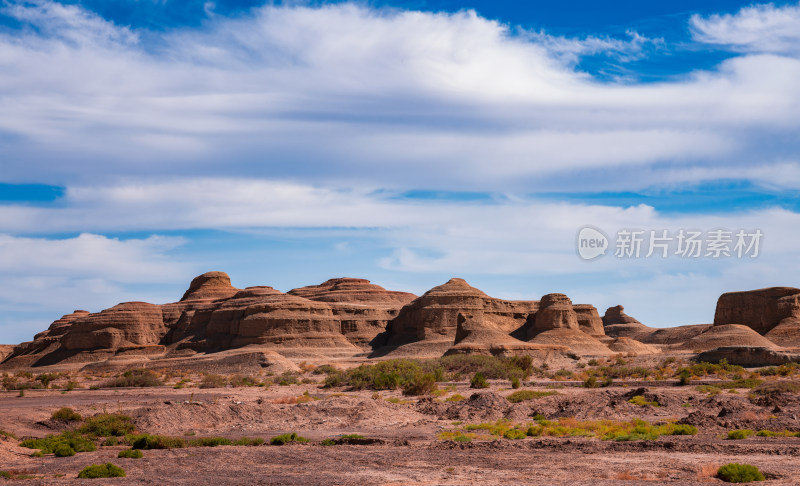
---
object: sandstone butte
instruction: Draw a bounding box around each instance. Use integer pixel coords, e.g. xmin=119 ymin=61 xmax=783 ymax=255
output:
xmin=2 ymin=273 xmax=800 ymax=372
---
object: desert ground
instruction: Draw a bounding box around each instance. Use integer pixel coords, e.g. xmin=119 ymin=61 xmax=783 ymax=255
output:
xmin=3 ymin=355 xmax=800 ymax=485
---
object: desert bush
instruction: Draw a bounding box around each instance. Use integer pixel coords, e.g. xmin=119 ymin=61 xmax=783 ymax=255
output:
xmin=77 ymin=463 xmax=126 ymax=479
xmin=117 ymin=449 xmax=143 ymax=458
xmin=53 ymin=443 xmax=76 ymax=457
xmin=716 ymin=463 xmax=765 ymax=483
xmin=51 ymin=407 xmax=82 ymax=422
xmin=503 ymin=429 xmax=527 ymax=440
xmin=313 ymin=364 xmax=339 ymax=375
xmin=445 ymin=394 xmax=465 ymax=402
xmin=79 ymin=414 xmax=135 ymax=437
xmin=552 ymin=369 xmax=574 ymax=380
xmin=470 ymin=372 xmax=489 ymax=389
xmin=188 ymin=437 xmax=233 ymax=447
xmin=320 ymin=438 xmax=337 ymax=446
xmin=20 ymin=431 xmax=96 ymax=454
xmin=0 ymin=471 xmax=10 ymax=479
xmin=199 ymin=374 xmax=228 ymax=389
xmin=511 ymin=377 xmax=521 ymax=389
xmin=431 ymin=355 xmax=533 ymax=381
xmin=228 ymin=375 xmax=260 ymax=387
xmin=583 ymin=376 xmax=598 ymax=388
xmin=0 ymin=429 xmax=18 ymax=440
xmin=36 ymin=373 xmax=58 ymax=388
xmin=130 ymin=434 xmax=186 ymax=450
xmin=755 ymin=363 xmax=797 ymax=377
xmin=278 ymin=371 xmax=301 ymax=386
xmin=270 ymin=432 xmax=309 ymax=445
xmin=727 ymin=429 xmax=755 ymax=440
xmin=401 ymin=373 xmax=437 ymax=396
xmin=103 ymin=369 xmax=164 ymax=388
xmin=506 ymin=390 xmax=557 ymax=403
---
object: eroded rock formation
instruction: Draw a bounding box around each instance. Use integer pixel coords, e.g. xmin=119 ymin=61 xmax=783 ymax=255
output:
xmin=714 ymin=287 xmax=800 ymax=335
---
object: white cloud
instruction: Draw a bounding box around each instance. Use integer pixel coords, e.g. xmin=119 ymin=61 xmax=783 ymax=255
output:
xmin=691 ymin=2 xmax=800 ymax=55
xmin=0 ymin=2 xmax=798 ymax=192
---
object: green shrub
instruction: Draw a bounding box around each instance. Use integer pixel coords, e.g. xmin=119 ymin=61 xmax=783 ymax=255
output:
xmin=270 ymin=433 xmax=309 ymax=445
xmin=583 ymin=376 xmax=598 ymax=388
xmin=53 ymin=443 xmax=76 ymax=457
xmin=277 ymin=371 xmax=301 ymax=386
xmin=79 ymin=414 xmax=135 ymax=437
xmin=445 ymin=394 xmax=465 ymax=402
xmin=678 ymin=369 xmax=692 ymax=386
xmin=20 ymin=431 xmax=96 ymax=454
xmin=503 ymin=429 xmax=527 ymax=440
xmin=401 ymin=373 xmax=437 ymax=396
xmin=340 ymin=434 xmax=366 ymax=439
xmin=51 ymin=407 xmax=82 ymax=422
xmin=717 ymin=463 xmax=765 ymax=483
xmin=511 ymin=377 xmax=520 ymax=389
xmin=320 ymin=438 xmax=336 ymax=446
xmin=102 ymin=437 xmax=118 ymax=446
xmin=188 ymin=437 xmax=233 ymax=447
xmin=77 ymin=463 xmax=126 ymax=479
xmin=0 ymin=471 xmax=11 ymax=479
xmin=752 ymin=381 xmax=800 ymax=396
xmin=470 ymin=372 xmax=489 ymax=389
xmin=117 ymin=449 xmax=143 ymax=459
xmin=313 ymin=364 xmax=340 ymax=375
xmin=131 ymin=434 xmax=186 ymax=450
xmin=727 ymin=429 xmax=755 ymax=440
xmin=506 ymin=390 xmax=557 ymax=403
xmin=103 ymin=369 xmax=163 ymax=388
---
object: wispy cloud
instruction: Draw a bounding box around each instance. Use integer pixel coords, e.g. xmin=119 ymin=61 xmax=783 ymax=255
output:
xmin=691 ymin=2 xmax=800 ymax=55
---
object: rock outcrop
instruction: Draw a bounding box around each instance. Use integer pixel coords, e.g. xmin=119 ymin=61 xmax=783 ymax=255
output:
xmin=573 ymin=304 xmax=605 ymax=337
xmin=602 ymin=305 xmax=653 ymax=340
xmin=529 ymin=328 xmax=614 ymax=356
xmin=181 ymin=271 xmax=239 ymax=302
xmin=714 ymin=287 xmax=800 ymax=334
xmin=385 ymin=278 xmax=536 ymax=350
xmin=697 ymin=346 xmax=800 ymax=367
xmin=607 ymin=337 xmax=658 ymax=355
xmin=678 ymin=324 xmax=780 ymax=353
xmin=289 ymin=278 xmax=416 ymax=348
xmin=527 ymin=294 xmax=579 ymax=338
xmin=444 ymin=313 xmax=570 ymax=362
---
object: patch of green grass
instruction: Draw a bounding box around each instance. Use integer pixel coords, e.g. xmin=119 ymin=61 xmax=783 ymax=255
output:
xmin=79 ymin=413 xmax=135 ymax=437
xmin=117 ymin=449 xmax=143 ymax=459
xmin=0 ymin=429 xmax=18 ymax=440
xmin=0 ymin=471 xmax=10 ymax=479
xmin=20 ymin=432 xmax=96 ymax=454
xmin=754 ymin=429 xmax=800 ymax=437
xmin=727 ymin=429 xmax=755 ymax=440
xmin=628 ymin=395 xmax=658 ymax=407
xmin=320 ymin=438 xmax=336 ymax=446
xmin=51 ymin=407 xmax=82 ymax=422
xmin=339 ymin=434 xmax=365 ymax=439
xmin=233 ymin=437 xmax=265 ymax=446
xmin=270 ymin=433 xmax=309 ymax=445
xmin=506 ymin=390 xmax=557 ymax=403
xmin=717 ymin=463 xmax=765 ymax=483
xmin=445 ymin=394 xmax=465 ymax=402
xmin=77 ymin=463 xmax=126 ymax=479
xmin=188 ymin=437 xmax=233 ymax=447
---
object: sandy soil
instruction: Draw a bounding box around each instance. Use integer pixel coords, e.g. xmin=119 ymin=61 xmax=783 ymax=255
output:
xmin=2 ymin=379 xmax=800 ymax=484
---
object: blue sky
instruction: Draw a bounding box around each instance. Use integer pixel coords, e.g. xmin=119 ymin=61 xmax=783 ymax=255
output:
xmin=2 ymin=0 xmax=800 ymax=343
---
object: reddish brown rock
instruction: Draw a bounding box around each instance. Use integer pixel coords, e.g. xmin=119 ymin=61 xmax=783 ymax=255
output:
xmin=765 ymin=318 xmax=800 ymax=349
xmin=679 ymin=324 xmax=780 ymax=352
xmin=180 ymin=271 xmax=239 ymax=302
xmin=572 ymin=304 xmax=605 ymax=337
xmin=385 ymin=278 xmax=536 ymax=348
xmin=527 ymin=293 xmax=579 ymax=338
xmin=529 ymin=328 xmax=613 ymax=356
xmin=714 ymin=287 xmax=800 ymax=335
xmin=607 ymin=337 xmax=658 ymax=355
xmin=60 ymin=302 xmax=167 ymax=351
xmin=445 ymin=313 xmax=573 ymax=365
xmin=289 ymin=278 xmax=415 ymax=348
xmin=602 ymin=305 xmax=653 ymax=340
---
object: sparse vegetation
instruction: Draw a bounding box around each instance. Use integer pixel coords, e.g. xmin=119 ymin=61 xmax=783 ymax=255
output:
xmin=51 ymin=407 xmax=82 ymax=422
xmin=470 ymin=372 xmax=489 ymax=389
xmin=118 ymin=449 xmax=143 ymax=458
xmin=199 ymin=374 xmax=229 ymax=389
xmin=20 ymin=431 xmax=96 ymax=454
xmin=445 ymin=394 xmax=465 ymax=402
xmin=716 ymin=463 xmax=765 ymax=483
xmin=727 ymin=429 xmax=755 ymax=440
xmin=77 ymin=463 xmax=126 ymax=479
xmin=628 ymin=395 xmax=658 ymax=407
xmin=401 ymin=372 xmax=437 ymax=396
xmin=506 ymin=390 xmax=557 ymax=403
xmin=79 ymin=413 xmax=136 ymax=437
xmin=103 ymin=369 xmax=164 ymax=388
xmin=270 ymin=433 xmax=309 ymax=445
